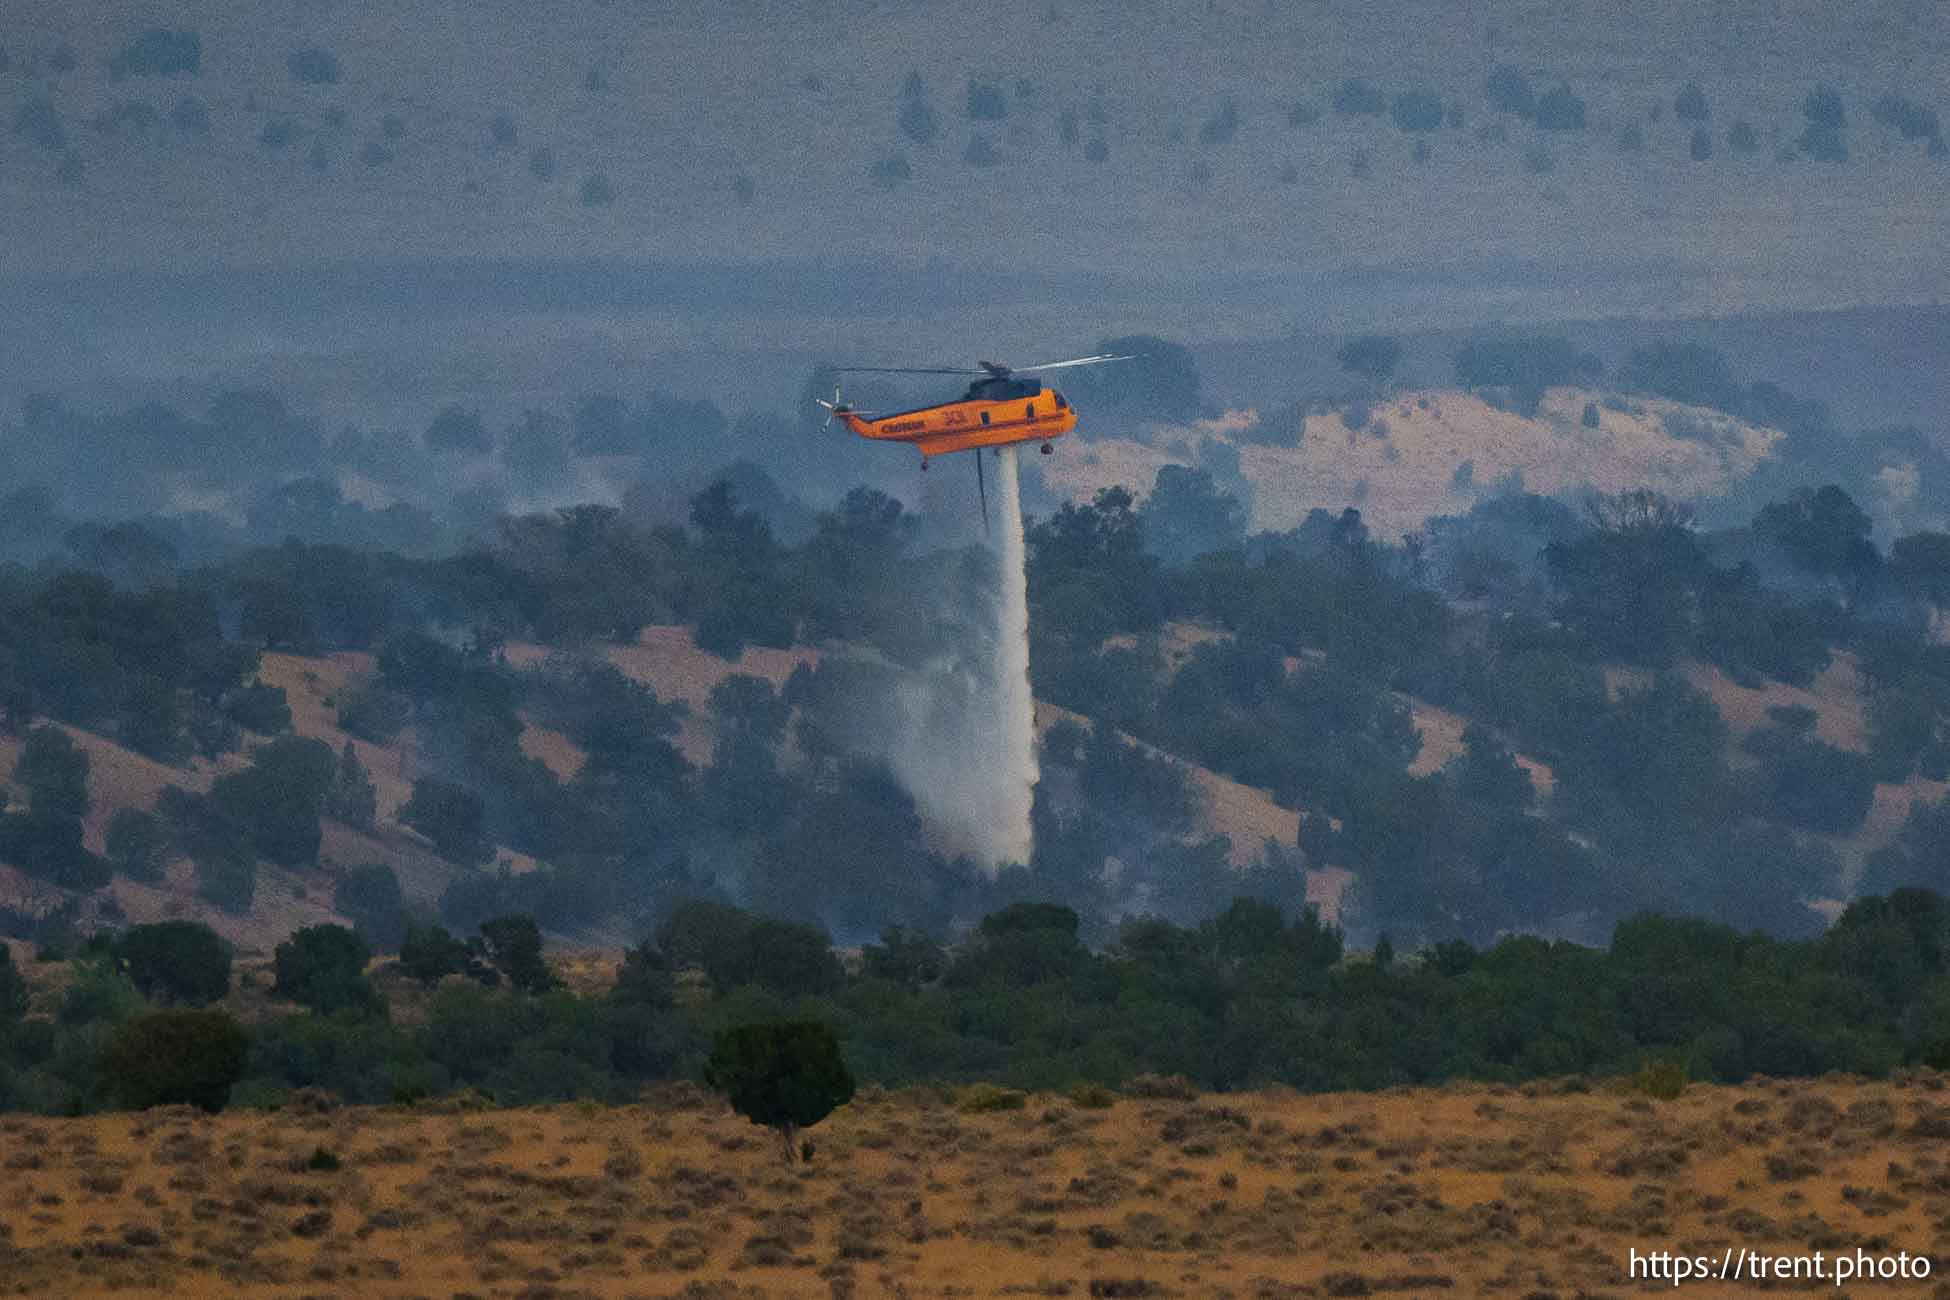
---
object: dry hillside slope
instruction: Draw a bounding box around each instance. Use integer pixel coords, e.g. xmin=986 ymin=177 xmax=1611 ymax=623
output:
xmin=1045 ymin=387 xmax=1783 ymax=539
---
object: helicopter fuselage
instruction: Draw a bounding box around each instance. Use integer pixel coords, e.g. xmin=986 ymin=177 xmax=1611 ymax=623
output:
xmin=837 ymin=381 xmax=1077 ymax=459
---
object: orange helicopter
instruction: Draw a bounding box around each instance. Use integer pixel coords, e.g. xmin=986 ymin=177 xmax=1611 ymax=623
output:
xmin=815 ymin=353 xmax=1135 ymax=524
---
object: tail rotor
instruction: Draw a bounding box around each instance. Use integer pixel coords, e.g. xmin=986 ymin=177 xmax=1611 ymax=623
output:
xmin=814 ymin=384 xmax=845 ymax=430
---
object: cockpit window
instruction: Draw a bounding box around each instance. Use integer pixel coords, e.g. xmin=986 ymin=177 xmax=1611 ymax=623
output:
xmin=964 ymin=377 xmax=1043 ymax=402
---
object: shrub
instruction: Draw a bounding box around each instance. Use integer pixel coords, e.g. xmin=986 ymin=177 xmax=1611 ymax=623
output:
xmin=108 ymin=29 xmax=201 ymax=80
xmin=580 ymin=173 xmax=614 ymax=206
xmin=959 ymin=1082 xmax=1028 ymax=1112
xmin=100 ymin=1009 xmax=248 ymax=1112
xmin=1390 ymin=90 xmax=1443 ymax=133
xmin=1535 ymin=83 xmax=1586 ymax=131
xmin=1122 ymin=1073 xmax=1199 ymax=1100
xmin=1675 ymin=83 xmax=1708 ymax=122
xmin=704 ymin=1019 xmax=856 ymax=1163
xmin=114 ymin=921 xmax=231 ymax=1006
xmin=966 ymin=79 xmax=1006 ymax=120
xmin=1198 ymin=97 xmax=1239 ymax=145
xmin=1634 ymin=1058 xmax=1688 ymax=1100
xmin=897 ymin=72 xmax=938 ymax=143
xmin=1067 ymin=1081 xmax=1119 ymax=1109
xmin=286 ymin=48 xmax=340 ymax=85
xmin=1333 ymin=77 xmax=1384 ymax=116
xmin=1485 ymin=64 xmax=1534 ymax=118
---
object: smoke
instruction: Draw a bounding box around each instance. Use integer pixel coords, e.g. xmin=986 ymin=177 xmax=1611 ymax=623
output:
xmin=874 ymin=447 xmax=1039 ymax=870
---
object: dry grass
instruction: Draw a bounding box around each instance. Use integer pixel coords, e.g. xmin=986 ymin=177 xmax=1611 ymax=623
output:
xmin=1045 ymin=388 xmax=1783 ymax=541
xmin=9 ymin=1073 xmax=1950 ymax=1298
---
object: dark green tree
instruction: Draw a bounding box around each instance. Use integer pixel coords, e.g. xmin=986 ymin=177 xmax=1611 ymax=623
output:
xmin=105 ymin=807 xmax=170 ymax=882
xmin=323 ymin=741 xmax=377 ymax=830
xmin=113 ymin=920 xmax=232 ymax=1006
xmin=1337 ymin=334 xmax=1403 ymax=387
xmin=400 ymin=777 xmax=492 ymax=865
xmin=704 ymin=1020 xmax=856 ymax=1163
xmin=1138 ymin=466 xmax=1247 ymax=566
xmin=474 ymin=914 xmax=555 ymax=993
xmin=210 ymin=735 xmax=336 ymax=866
xmin=0 ymin=943 xmax=27 ymax=1022
xmin=273 ymin=923 xmax=380 ymax=1016
xmin=399 ymin=921 xmax=473 ymax=986
xmin=100 ymin=1009 xmax=249 ymax=1112
xmin=333 ymin=862 xmax=407 ymax=950
xmin=14 ymin=725 xmax=89 ymax=818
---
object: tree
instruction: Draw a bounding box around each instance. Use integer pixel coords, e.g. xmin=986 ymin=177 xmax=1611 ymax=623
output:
xmin=105 ymin=807 xmax=170 ymax=882
xmin=474 ymin=914 xmax=554 ymax=993
xmin=223 ymin=682 xmax=290 ymax=735
xmin=273 ymin=924 xmax=379 ymax=1015
xmin=1891 ymin=532 xmax=1950 ymax=607
xmin=15 ymin=725 xmax=88 ymax=818
xmin=323 ymin=741 xmax=377 ymax=830
xmin=655 ymin=901 xmax=842 ymax=995
xmin=0 ymin=943 xmax=27 ymax=1022
xmin=211 ymin=735 xmax=336 ymax=866
xmin=113 ymin=920 xmax=232 ymax=1006
xmin=1753 ymin=486 xmax=1880 ymax=586
xmin=1338 ymin=334 xmax=1403 ymax=388
xmin=400 ymin=777 xmax=492 ymax=865
xmin=100 ymin=1009 xmax=248 ymax=1112
xmin=1675 ymin=82 xmax=1709 ymax=122
xmin=1139 ymin=466 xmax=1246 ymax=566
xmin=704 ymin=1020 xmax=855 ymax=1163
xmin=426 ymin=404 xmax=491 ymax=454
xmin=334 ymin=862 xmax=407 ymax=951
xmin=1448 ymin=724 xmax=1534 ymax=811
xmin=400 ymin=921 xmax=474 ymax=986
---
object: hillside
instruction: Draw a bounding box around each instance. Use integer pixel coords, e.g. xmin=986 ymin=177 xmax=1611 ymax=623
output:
xmin=1044 ymin=386 xmax=1784 ymax=538
xmin=6 ymin=1072 xmax=1948 ymax=1298
xmin=0 ymin=621 xmax=1363 ymax=950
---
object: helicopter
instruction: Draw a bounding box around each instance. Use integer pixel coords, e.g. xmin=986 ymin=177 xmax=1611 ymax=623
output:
xmin=815 ymin=353 xmax=1135 ymax=527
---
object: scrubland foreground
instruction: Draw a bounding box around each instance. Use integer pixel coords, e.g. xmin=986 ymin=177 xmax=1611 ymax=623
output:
xmin=7 ymin=1075 xmax=1950 ymax=1299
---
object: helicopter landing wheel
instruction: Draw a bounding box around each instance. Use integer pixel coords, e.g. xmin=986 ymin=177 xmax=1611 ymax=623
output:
xmin=1040 ymin=442 xmax=1053 ymax=455
xmin=920 ymin=458 xmax=929 ymax=472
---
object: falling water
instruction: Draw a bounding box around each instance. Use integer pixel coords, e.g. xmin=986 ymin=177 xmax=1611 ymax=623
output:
xmin=990 ymin=444 xmax=1039 ymax=867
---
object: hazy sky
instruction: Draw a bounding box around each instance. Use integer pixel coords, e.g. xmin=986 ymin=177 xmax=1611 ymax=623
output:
xmin=2 ymin=0 xmax=1945 ymax=452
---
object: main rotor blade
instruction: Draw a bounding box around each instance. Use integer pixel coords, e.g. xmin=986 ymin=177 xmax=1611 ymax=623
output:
xmin=1013 ymin=353 xmax=1139 ymax=373
xmin=828 ymin=366 xmax=986 ymax=375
